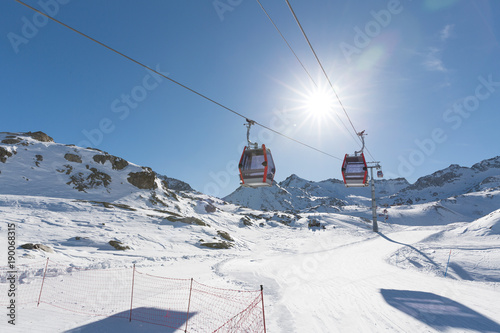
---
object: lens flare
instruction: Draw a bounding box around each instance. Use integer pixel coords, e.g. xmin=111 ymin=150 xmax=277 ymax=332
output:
xmin=304 ymin=87 xmax=336 ymax=118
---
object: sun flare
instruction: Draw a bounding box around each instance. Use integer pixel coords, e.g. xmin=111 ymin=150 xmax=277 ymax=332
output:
xmin=303 ymin=87 xmax=335 ymax=118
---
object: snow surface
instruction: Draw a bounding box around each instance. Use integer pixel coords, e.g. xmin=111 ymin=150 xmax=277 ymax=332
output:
xmin=1 ymin=132 xmax=500 ymax=332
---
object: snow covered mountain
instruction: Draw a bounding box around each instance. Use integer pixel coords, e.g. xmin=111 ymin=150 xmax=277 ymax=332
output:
xmin=0 ymin=131 xmax=186 ymax=203
xmin=389 ymin=157 xmax=500 ymax=205
xmin=0 ymin=131 xmax=306 ymax=254
xmin=224 ymin=174 xmax=409 ymax=212
xmin=224 ymin=158 xmax=500 ymax=214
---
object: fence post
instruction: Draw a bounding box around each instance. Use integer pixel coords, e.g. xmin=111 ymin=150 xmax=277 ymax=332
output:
xmin=261 ymin=285 xmax=267 ymax=333
xmin=129 ymin=264 xmax=136 ymax=322
xmin=185 ymin=278 xmax=193 ymax=333
xmin=37 ymin=258 xmax=49 ymax=307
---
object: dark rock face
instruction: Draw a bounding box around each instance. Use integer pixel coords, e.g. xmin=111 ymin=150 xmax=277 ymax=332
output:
xmin=200 ymin=241 xmax=232 ymax=249
xmin=25 ymin=131 xmax=54 ymax=142
xmin=0 ymin=147 xmax=13 ymax=163
xmin=166 ymin=216 xmax=208 ymax=226
xmin=67 ymin=168 xmax=112 ymax=192
xmin=157 ymin=174 xmax=193 ymax=192
xmin=472 ymin=156 xmax=500 ymax=172
xmin=1 ymin=138 xmax=21 ymax=144
xmin=205 ymin=203 xmax=217 ymax=213
xmin=127 ymin=168 xmax=156 ymax=189
xmin=405 ymin=170 xmax=462 ymax=191
xmin=64 ymin=153 xmax=82 ymax=163
xmin=217 ymin=230 xmax=233 ymax=241
xmin=108 ymin=240 xmax=130 ymax=250
xmin=93 ymin=154 xmax=129 ymax=170
xmin=20 ymin=243 xmax=54 ymax=253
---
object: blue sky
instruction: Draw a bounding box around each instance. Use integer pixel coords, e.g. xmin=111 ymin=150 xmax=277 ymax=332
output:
xmin=1 ymin=0 xmax=499 ymax=197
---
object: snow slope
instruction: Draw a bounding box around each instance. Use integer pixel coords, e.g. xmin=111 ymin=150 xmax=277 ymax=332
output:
xmin=2 ymin=197 xmax=500 ymax=332
xmin=1 ymin=132 xmax=500 ymax=332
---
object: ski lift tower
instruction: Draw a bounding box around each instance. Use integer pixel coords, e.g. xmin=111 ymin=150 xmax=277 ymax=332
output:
xmin=341 ymin=131 xmax=382 ymax=232
xmin=357 ymin=132 xmax=382 ymax=233
xmin=366 ymin=161 xmax=382 ymax=232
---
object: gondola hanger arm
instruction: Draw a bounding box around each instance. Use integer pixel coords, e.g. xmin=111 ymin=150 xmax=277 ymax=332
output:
xmin=245 ymin=119 xmax=258 ymax=149
xmin=355 ymin=131 xmax=366 ymax=156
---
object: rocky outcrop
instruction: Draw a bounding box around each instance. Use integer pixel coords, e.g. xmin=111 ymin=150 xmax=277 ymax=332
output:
xmin=35 ymin=154 xmax=43 ymax=167
xmin=217 ymin=230 xmax=233 ymax=241
xmin=26 ymin=131 xmax=54 ymax=142
xmin=108 ymin=240 xmax=130 ymax=250
xmin=157 ymin=174 xmax=193 ymax=192
xmin=64 ymin=153 xmax=82 ymax=163
xmin=67 ymin=168 xmax=112 ymax=192
xmin=166 ymin=216 xmax=208 ymax=226
xmin=20 ymin=243 xmax=54 ymax=253
xmin=200 ymin=241 xmax=232 ymax=249
xmin=404 ymin=165 xmax=464 ymax=191
xmin=93 ymin=154 xmax=128 ymax=170
xmin=0 ymin=147 xmax=13 ymax=163
xmin=127 ymin=168 xmax=156 ymax=189
xmin=1 ymin=137 xmax=22 ymax=144
xmin=472 ymin=156 xmax=500 ymax=172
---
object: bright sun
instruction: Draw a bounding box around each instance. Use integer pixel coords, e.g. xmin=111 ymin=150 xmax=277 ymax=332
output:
xmin=303 ymin=88 xmax=335 ymax=118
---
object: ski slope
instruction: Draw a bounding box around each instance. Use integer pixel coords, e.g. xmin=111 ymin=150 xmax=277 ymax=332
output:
xmin=1 ymin=194 xmax=500 ymax=332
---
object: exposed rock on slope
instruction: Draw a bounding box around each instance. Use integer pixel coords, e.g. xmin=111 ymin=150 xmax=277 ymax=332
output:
xmin=93 ymin=154 xmax=129 ymax=170
xmin=127 ymin=168 xmax=157 ymax=190
xmin=0 ymin=132 xmax=189 ymax=205
xmin=390 ymin=157 xmax=500 ymax=205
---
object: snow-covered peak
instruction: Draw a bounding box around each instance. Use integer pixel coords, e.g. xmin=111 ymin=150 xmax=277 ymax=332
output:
xmin=471 ymin=156 xmax=500 ymax=172
xmin=224 ymin=174 xmax=408 ymax=212
xmin=224 ymin=156 xmax=500 ymax=212
xmin=0 ymin=131 xmax=191 ymax=208
xmin=391 ymin=157 xmax=500 ymax=205
xmin=279 ymin=174 xmax=309 ymax=188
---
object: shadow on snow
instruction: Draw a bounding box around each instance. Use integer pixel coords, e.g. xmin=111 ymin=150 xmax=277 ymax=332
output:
xmin=378 ymin=232 xmax=442 ymax=269
xmin=381 ymin=289 xmax=500 ymax=332
xmin=64 ymin=307 xmax=196 ymax=333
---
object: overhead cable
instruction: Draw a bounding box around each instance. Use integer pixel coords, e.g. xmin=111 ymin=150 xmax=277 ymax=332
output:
xmin=284 ymin=0 xmax=377 ymax=161
xmin=255 ymin=0 xmax=359 ymax=146
xmin=14 ymin=0 xmax=342 ymax=161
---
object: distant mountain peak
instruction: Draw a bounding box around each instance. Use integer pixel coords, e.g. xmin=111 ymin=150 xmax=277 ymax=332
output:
xmin=280 ymin=174 xmax=308 ymax=187
xmin=472 ymin=156 xmax=500 ymax=172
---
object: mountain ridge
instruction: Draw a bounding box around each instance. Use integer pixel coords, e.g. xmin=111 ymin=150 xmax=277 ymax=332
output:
xmin=2 ymin=131 xmax=499 ymax=222
xmin=224 ymin=157 xmax=500 ymax=212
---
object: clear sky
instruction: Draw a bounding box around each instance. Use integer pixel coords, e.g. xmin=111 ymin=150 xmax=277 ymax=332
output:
xmin=1 ymin=0 xmax=499 ymax=197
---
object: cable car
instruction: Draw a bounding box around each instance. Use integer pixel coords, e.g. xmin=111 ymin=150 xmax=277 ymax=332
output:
xmin=377 ymin=170 xmax=383 ymax=178
xmin=238 ymin=144 xmax=275 ymax=187
xmin=341 ymin=152 xmax=369 ymax=187
xmin=238 ymin=119 xmax=276 ymax=187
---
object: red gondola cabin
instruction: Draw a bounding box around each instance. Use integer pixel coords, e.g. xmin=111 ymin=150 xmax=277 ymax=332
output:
xmin=238 ymin=144 xmax=275 ymax=187
xmin=341 ymin=153 xmax=368 ymax=187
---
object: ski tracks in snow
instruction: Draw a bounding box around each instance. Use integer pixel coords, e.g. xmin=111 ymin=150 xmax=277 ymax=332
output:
xmin=216 ymin=227 xmax=500 ymax=332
